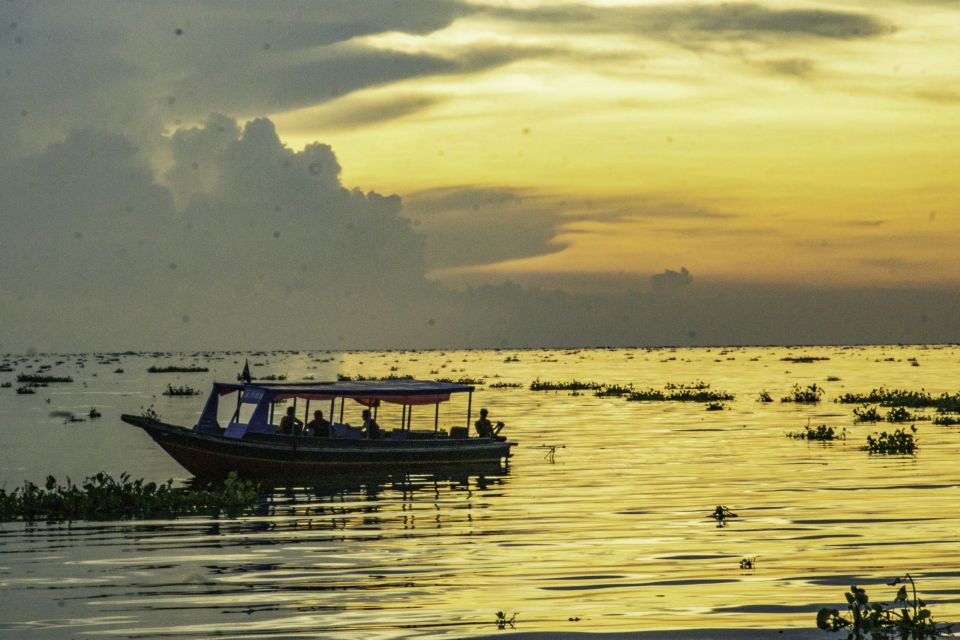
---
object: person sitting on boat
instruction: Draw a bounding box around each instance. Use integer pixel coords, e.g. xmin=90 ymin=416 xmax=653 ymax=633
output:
xmin=278 ymin=406 xmax=303 ymax=436
xmin=361 ymin=409 xmax=381 ymax=439
xmin=475 ymin=408 xmax=505 ymax=439
xmin=307 ymin=410 xmax=330 ymax=437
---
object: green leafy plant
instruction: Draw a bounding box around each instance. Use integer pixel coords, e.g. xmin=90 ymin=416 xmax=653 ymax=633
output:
xmin=140 ymin=405 xmax=161 ymax=421
xmin=787 ymin=424 xmax=846 ymax=441
xmin=0 ymin=471 xmax=259 ymax=521
xmin=817 ymin=574 xmax=952 ymax=639
xmin=162 ymin=383 xmax=202 ymax=396
xmin=781 ymin=383 xmax=824 ymax=404
xmin=865 ymin=427 xmax=918 ymax=454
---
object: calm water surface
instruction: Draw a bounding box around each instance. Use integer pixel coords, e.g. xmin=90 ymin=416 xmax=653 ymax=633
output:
xmin=2 ymin=346 xmax=960 ymax=638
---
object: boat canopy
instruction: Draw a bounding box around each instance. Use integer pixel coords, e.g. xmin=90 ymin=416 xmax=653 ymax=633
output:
xmin=210 ymin=379 xmax=473 ymax=404
xmin=197 ymin=380 xmax=476 ymax=438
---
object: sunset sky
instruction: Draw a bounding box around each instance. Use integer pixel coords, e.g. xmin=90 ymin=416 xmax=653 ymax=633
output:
xmin=2 ymin=1 xmax=958 ymax=350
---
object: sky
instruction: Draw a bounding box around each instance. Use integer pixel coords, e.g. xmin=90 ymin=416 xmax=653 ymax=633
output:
xmin=1 ymin=0 xmax=958 ymax=351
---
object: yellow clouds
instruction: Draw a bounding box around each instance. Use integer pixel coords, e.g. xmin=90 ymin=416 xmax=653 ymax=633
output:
xmin=271 ymin=1 xmax=960 ymax=290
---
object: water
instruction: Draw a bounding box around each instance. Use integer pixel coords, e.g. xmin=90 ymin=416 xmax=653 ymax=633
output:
xmin=2 ymin=346 xmax=960 ymax=638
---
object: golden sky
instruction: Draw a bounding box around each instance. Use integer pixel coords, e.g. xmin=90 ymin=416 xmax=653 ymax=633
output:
xmin=274 ymin=0 xmax=960 ymax=290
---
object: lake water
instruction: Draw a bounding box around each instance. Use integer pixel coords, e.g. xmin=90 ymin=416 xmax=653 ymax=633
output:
xmin=2 ymin=346 xmax=960 ymax=639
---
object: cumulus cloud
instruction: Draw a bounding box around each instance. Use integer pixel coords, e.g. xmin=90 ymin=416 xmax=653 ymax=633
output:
xmin=0 ymin=115 xmax=431 ymax=349
xmin=651 ymin=267 xmax=693 ymax=289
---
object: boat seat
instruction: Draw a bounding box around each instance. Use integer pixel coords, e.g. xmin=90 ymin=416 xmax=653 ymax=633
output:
xmin=330 ymin=423 xmax=362 ymax=439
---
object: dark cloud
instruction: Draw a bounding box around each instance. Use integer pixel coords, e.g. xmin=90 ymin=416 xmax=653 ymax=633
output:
xmin=404 ymin=186 xmax=566 ymax=270
xmin=759 ymin=57 xmax=817 ymax=78
xmin=293 ymin=95 xmax=442 ymax=132
xmin=0 ymin=0 xmax=480 ymax=154
xmin=490 ymin=3 xmax=893 ymax=43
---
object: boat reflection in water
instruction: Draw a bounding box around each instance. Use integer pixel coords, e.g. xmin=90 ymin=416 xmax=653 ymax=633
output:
xmin=186 ymin=462 xmax=511 ymax=536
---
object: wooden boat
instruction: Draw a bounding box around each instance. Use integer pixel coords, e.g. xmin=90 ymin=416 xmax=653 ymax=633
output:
xmin=121 ymin=379 xmax=515 ymax=479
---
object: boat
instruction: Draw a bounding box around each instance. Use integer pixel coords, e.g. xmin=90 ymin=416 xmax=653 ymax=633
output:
xmin=121 ymin=379 xmax=516 ymax=479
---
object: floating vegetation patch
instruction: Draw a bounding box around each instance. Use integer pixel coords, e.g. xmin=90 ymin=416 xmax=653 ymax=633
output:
xmin=836 ymin=387 xmax=960 ymax=411
xmin=16 ymin=386 xmax=36 ymax=394
xmin=781 ymin=383 xmax=824 ymax=404
xmin=488 ymin=382 xmax=522 ymax=389
xmin=739 ymin=557 xmax=756 ymax=570
xmin=787 ymin=424 xmax=846 ymax=441
xmin=933 ymin=415 xmax=960 ymax=426
xmin=495 ymin=611 xmax=518 ymax=630
xmin=854 ymin=405 xmax=925 ymax=423
xmin=710 ymin=505 xmax=737 ymax=527
xmin=757 ymin=390 xmax=773 ymax=403
xmin=1 ymin=382 xmax=11 ymax=388
xmin=817 ymin=574 xmax=950 ymax=639
xmin=0 ymin=472 xmax=259 ymax=522
xmin=865 ymin=426 xmax=917 ymax=454
xmin=781 ymin=356 xmax=830 ymax=363
xmin=435 ymin=376 xmax=485 ymax=385
xmin=147 ymin=365 xmax=209 ymax=373
xmin=16 ymin=374 xmax=73 ymax=383
xmin=254 ymin=374 xmax=287 ymax=381
xmin=626 ymin=383 xmax=734 ymax=403
xmin=163 ymin=384 xmax=202 ymax=396
xmin=595 ymin=383 xmax=634 ymax=397
xmin=706 ymin=402 xmax=725 ymax=411
xmin=530 ymin=379 xmax=602 ymax=392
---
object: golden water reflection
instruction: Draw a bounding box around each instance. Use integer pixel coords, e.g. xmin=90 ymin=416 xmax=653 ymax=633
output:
xmin=2 ymin=345 xmax=960 ymax=638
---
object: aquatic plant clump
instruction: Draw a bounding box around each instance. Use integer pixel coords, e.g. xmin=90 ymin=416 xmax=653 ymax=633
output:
xmin=864 ymin=426 xmax=918 ymax=454
xmin=16 ymin=373 xmax=73 ymax=383
xmin=0 ymin=472 xmax=259 ymax=521
xmin=435 ymin=376 xmax=485 ymax=385
xmin=488 ymin=381 xmax=522 ymax=389
xmin=837 ymin=387 xmax=960 ymax=412
xmin=595 ymin=383 xmax=634 ymax=397
xmin=781 ymin=356 xmax=830 ymax=363
xmin=625 ymin=384 xmax=734 ymax=403
xmin=853 ymin=405 xmax=925 ymax=423
xmin=787 ymin=424 xmax=846 ymax=441
xmin=163 ymin=384 xmax=202 ymax=396
xmin=147 ymin=365 xmax=209 ymax=373
xmin=530 ymin=379 xmax=602 ymax=392
xmin=817 ymin=574 xmax=951 ymax=639
xmin=781 ymin=383 xmax=824 ymax=404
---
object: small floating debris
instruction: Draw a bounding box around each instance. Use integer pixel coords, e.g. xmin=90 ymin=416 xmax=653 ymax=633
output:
xmin=147 ymin=365 xmax=209 ymax=373
xmin=710 ymin=505 xmax=738 ymax=527
xmin=739 ymin=557 xmax=756 ymax=570
xmin=89 ymin=408 xmax=102 ymax=419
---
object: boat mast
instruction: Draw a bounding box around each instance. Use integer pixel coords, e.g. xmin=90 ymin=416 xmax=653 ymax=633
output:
xmin=465 ymin=391 xmax=472 ymax=434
